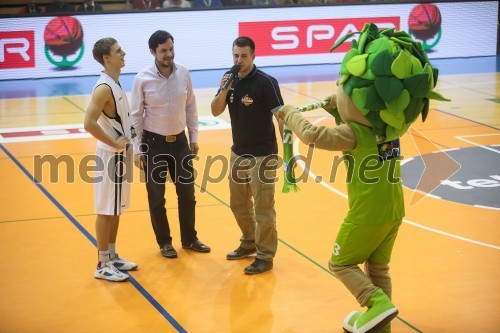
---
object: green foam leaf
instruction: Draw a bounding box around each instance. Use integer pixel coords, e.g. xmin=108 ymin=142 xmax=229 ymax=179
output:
xmin=371 ymin=50 xmax=393 ymax=76
xmin=360 ymin=68 xmax=376 ymax=80
xmin=421 ymin=99 xmax=430 ymax=122
xmin=358 ymin=31 xmax=368 ymax=54
xmin=411 ymin=55 xmax=423 ymax=75
xmin=364 ymin=85 xmax=386 ymax=111
xmin=364 ymin=111 xmax=386 ymax=138
xmin=374 ymin=76 xmax=404 ymax=101
xmin=351 ymin=87 xmax=370 ymax=114
xmin=427 ymin=91 xmax=451 ymax=102
xmin=343 ymin=76 xmax=373 ymax=96
xmin=340 ymin=48 xmax=360 ymax=75
xmin=365 ymin=37 xmax=391 ymax=54
xmin=422 ymin=63 xmax=435 ymax=90
xmin=391 ymin=50 xmax=412 ymax=79
xmin=338 ymin=74 xmax=350 ymax=86
xmin=385 ymin=89 xmax=410 ymax=115
xmin=390 ymin=36 xmax=412 ymax=51
xmin=403 ymin=97 xmax=423 ymax=124
xmin=380 ymin=108 xmax=405 ymax=129
xmin=432 ymin=67 xmax=439 ymax=87
xmin=403 ymin=73 xmax=430 ymax=98
xmin=392 ymin=30 xmax=411 ymax=38
xmin=380 ymin=27 xmax=395 ymax=36
xmin=351 ymin=39 xmax=358 ymax=49
xmin=330 ymin=32 xmax=358 ymax=52
xmin=346 ymin=53 xmax=369 ymax=77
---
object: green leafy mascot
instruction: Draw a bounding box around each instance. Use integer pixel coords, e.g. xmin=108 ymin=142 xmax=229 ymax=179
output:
xmin=275 ymin=23 xmax=449 ymax=333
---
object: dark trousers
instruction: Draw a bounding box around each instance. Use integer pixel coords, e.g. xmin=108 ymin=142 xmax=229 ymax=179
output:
xmin=142 ymin=130 xmax=197 ymax=247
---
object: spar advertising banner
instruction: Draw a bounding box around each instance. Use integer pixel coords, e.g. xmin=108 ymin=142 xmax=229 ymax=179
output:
xmin=0 ymin=1 xmax=498 ymax=80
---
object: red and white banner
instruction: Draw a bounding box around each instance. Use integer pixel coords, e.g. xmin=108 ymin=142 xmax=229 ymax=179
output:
xmin=240 ymin=17 xmax=399 ymax=56
xmin=0 ymin=1 xmax=498 ymax=80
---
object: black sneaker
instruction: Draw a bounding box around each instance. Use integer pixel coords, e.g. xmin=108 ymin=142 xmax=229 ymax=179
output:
xmin=244 ymin=258 xmax=273 ymax=275
xmin=160 ymin=244 xmax=178 ymax=258
xmin=226 ymin=246 xmax=256 ymax=260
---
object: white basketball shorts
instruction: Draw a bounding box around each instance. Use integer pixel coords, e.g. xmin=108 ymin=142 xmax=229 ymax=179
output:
xmin=94 ymin=147 xmax=131 ymax=216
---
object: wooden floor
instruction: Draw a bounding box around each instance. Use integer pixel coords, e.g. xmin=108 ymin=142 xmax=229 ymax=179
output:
xmin=0 ymin=62 xmax=499 ymax=332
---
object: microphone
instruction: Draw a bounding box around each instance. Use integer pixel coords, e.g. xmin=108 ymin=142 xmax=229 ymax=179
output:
xmin=221 ymin=65 xmax=240 ymax=90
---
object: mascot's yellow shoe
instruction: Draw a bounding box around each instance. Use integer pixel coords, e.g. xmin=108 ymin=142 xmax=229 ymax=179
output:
xmin=353 ymin=289 xmax=398 ymax=333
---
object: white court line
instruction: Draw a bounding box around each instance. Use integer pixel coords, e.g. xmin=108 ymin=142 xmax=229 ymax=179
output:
xmin=293 ymin=118 xmax=500 ymax=251
xmin=0 ymin=116 xmax=231 ymax=143
xmin=455 ymin=133 xmax=500 ymax=154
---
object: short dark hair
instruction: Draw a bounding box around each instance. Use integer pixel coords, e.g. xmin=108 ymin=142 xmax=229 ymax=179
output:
xmin=92 ymin=37 xmax=117 ymax=66
xmin=148 ymin=30 xmax=174 ymax=51
xmin=233 ymin=36 xmax=255 ymax=54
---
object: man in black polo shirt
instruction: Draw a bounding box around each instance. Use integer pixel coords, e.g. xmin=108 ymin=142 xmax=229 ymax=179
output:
xmin=211 ymin=36 xmax=284 ymax=275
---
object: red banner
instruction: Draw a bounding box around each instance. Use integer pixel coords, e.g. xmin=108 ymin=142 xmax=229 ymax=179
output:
xmin=239 ymin=17 xmax=400 ymax=56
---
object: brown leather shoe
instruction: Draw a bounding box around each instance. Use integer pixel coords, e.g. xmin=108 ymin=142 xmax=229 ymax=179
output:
xmin=244 ymin=258 xmax=273 ymax=275
xmin=182 ymin=240 xmax=211 ymax=253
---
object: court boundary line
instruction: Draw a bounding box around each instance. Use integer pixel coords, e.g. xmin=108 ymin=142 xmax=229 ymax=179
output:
xmin=0 ymin=143 xmax=187 ymax=333
xmin=455 ymin=133 xmax=500 ymax=154
xmin=293 ymin=118 xmax=500 ymax=251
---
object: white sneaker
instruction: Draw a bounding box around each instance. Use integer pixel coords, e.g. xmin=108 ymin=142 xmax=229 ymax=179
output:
xmin=94 ymin=261 xmax=129 ymax=282
xmin=111 ymin=253 xmax=138 ymax=271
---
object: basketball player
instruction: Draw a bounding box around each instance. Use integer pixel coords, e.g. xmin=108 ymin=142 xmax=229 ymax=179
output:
xmin=84 ymin=38 xmax=138 ymax=282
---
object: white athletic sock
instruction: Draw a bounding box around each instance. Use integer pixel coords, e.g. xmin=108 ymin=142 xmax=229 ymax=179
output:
xmin=98 ymin=250 xmax=110 ymax=267
xmin=108 ymin=243 xmax=116 ymax=259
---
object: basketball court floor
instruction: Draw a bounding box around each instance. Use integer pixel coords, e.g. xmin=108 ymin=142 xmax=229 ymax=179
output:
xmin=0 ymin=56 xmax=499 ymax=332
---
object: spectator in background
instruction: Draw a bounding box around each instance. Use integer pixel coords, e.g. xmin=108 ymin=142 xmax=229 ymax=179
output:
xmin=77 ymin=0 xmax=104 ymax=11
xmin=221 ymin=0 xmax=247 ymax=6
xmin=46 ymin=0 xmax=75 ymax=12
xmin=193 ymin=0 xmax=223 ymax=7
xmin=163 ymin=0 xmax=191 ymax=8
xmin=132 ymin=0 xmax=161 ymax=9
xmin=251 ymin=0 xmax=277 ymax=5
xmin=19 ymin=0 xmax=45 ymax=13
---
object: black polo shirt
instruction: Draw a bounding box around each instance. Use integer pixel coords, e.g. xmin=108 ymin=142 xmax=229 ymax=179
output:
xmin=224 ymin=65 xmax=284 ymax=156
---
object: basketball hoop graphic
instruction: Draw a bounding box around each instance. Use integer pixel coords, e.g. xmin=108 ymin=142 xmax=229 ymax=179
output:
xmin=408 ymin=4 xmax=442 ymax=51
xmin=44 ymin=16 xmax=84 ymax=68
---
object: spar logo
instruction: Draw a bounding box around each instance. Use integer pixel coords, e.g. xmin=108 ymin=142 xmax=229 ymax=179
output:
xmin=0 ymin=31 xmax=35 ymax=69
xmin=44 ymin=16 xmax=84 ymax=69
xmin=408 ymin=3 xmax=442 ymax=51
xmin=239 ymin=18 xmax=399 ymax=56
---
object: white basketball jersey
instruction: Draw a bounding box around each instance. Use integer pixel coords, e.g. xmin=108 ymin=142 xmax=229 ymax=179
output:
xmin=93 ymin=72 xmax=135 ymax=152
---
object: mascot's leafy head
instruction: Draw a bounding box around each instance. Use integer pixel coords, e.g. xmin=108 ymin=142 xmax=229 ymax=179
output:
xmin=331 ymin=23 xmax=450 ymax=142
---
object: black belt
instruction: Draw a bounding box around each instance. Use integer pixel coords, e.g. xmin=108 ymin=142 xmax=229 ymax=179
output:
xmin=144 ymin=130 xmax=184 ymax=142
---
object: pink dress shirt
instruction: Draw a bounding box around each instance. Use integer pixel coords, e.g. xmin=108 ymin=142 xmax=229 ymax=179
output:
xmin=130 ymin=62 xmax=198 ymax=153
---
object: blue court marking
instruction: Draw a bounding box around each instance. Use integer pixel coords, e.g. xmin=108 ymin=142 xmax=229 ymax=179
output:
xmin=1 ymin=56 xmax=499 ymax=99
xmin=0 ymin=143 xmax=187 ymax=333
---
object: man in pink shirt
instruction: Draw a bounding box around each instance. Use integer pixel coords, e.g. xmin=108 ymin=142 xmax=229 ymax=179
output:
xmin=130 ymin=30 xmax=210 ymax=258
